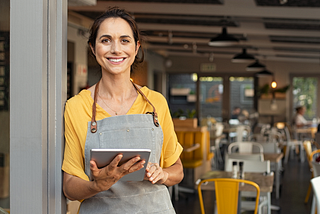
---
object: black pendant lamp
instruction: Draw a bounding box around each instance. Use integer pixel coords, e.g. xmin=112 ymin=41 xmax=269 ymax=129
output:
xmin=232 ymin=48 xmax=256 ymax=63
xmin=255 ymin=69 xmax=273 ymax=77
xmin=208 ymin=27 xmax=239 ymax=47
xmin=246 ymin=60 xmax=266 ymax=71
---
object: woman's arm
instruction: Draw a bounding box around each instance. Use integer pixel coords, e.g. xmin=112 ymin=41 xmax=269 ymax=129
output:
xmin=145 ymin=158 xmax=184 ymax=187
xmin=63 ymin=154 xmax=146 ymax=201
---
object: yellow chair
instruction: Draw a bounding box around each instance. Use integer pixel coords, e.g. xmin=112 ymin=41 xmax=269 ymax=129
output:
xmin=304 ymin=141 xmax=315 ymax=204
xmin=197 ymin=178 xmax=260 ymax=214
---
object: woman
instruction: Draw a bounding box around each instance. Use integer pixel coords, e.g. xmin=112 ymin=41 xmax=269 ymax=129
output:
xmin=293 ymin=106 xmax=310 ymax=128
xmin=62 ymin=7 xmax=184 ymax=213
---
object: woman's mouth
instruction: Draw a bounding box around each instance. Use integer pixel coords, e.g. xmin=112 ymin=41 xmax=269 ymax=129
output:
xmin=108 ymin=58 xmax=125 ymax=63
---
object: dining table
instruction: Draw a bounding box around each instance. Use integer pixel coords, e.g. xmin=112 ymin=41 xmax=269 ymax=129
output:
xmin=296 ymin=126 xmax=317 ymax=139
xmin=264 ymin=153 xmax=283 ymax=199
xmin=199 ymin=170 xmax=274 ymax=214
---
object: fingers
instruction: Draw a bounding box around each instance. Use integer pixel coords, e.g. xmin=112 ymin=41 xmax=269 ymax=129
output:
xmin=146 ymin=163 xmax=163 ymax=184
xmin=121 ymin=156 xmax=145 ymax=173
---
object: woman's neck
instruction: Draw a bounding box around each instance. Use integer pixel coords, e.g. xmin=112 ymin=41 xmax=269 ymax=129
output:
xmin=99 ymin=75 xmax=136 ymax=103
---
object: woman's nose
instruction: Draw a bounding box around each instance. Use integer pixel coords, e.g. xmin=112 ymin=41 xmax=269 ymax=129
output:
xmin=111 ymin=41 xmax=122 ymax=54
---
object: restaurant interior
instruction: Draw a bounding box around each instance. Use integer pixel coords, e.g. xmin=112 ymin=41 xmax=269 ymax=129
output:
xmin=2 ymin=0 xmax=320 ymax=213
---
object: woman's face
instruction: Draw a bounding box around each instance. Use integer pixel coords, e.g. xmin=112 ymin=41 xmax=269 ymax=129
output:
xmin=91 ymin=17 xmax=140 ymax=75
xmin=299 ymin=107 xmax=306 ymax=115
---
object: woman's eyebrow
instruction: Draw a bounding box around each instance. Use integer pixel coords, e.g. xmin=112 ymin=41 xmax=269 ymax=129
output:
xmin=98 ymin=34 xmax=112 ymax=40
xmin=120 ymin=35 xmax=132 ymax=39
xmin=98 ymin=34 xmax=132 ymax=40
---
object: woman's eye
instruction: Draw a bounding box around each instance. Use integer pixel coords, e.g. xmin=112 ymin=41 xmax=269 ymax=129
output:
xmin=121 ymin=39 xmax=130 ymax=43
xmin=101 ymin=39 xmax=110 ymax=43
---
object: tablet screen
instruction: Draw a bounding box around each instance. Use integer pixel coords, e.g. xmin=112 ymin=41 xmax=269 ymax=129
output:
xmin=90 ymin=148 xmax=151 ymax=182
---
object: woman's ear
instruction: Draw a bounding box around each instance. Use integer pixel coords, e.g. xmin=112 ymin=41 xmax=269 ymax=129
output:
xmin=135 ymin=41 xmax=141 ymax=56
xmin=89 ymin=43 xmax=96 ymax=56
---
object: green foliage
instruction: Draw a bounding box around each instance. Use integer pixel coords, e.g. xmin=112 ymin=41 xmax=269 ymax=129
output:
xmin=293 ymin=77 xmax=317 ymax=119
xmin=257 ymin=84 xmax=290 ymax=97
xmin=186 ymin=109 xmax=196 ymax=118
xmin=171 ymin=109 xmax=196 ymax=118
xmin=172 ymin=109 xmax=184 ymax=118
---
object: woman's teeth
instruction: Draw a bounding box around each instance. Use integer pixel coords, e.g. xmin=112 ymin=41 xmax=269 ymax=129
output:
xmin=109 ymin=58 xmax=124 ymax=62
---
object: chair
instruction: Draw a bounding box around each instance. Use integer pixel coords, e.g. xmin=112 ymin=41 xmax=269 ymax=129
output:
xmin=304 ymin=141 xmax=315 ymax=204
xmin=310 ymin=150 xmax=320 ymax=214
xmin=224 ymin=159 xmax=271 ymax=214
xmin=226 ymin=153 xmax=264 ymax=162
xmin=283 ymin=126 xmax=304 ymax=164
xmin=315 ymin=133 xmax=320 ymax=149
xmin=311 ymin=177 xmax=320 ymax=214
xmin=228 ymin=141 xmax=264 ymax=154
xmin=197 ymin=178 xmax=260 ymax=214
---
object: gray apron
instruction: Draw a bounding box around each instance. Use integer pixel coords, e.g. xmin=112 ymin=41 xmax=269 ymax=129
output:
xmin=79 ymin=81 xmax=175 ymax=214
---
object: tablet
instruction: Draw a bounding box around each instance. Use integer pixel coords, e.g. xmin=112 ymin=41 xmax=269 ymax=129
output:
xmin=90 ymin=148 xmax=151 ymax=182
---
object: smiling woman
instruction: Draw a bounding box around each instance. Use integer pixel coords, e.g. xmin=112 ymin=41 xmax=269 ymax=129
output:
xmin=62 ymin=7 xmax=184 ymax=214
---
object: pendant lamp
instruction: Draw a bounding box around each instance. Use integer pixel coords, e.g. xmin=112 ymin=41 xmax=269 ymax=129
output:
xmin=255 ymin=69 xmax=273 ymax=77
xmin=246 ymin=60 xmax=266 ymax=71
xmin=208 ymin=27 xmax=239 ymax=47
xmin=232 ymin=48 xmax=256 ymax=63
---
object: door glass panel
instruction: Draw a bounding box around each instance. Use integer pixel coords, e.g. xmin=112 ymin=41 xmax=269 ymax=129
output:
xmin=229 ymin=77 xmax=254 ymax=121
xmin=293 ymin=77 xmax=318 ymax=120
xmin=199 ymin=76 xmax=223 ymax=122
xmin=0 ymin=0 xmax=10 ymax=211
xmin=167 ymin=73 xmax=196 ymax=119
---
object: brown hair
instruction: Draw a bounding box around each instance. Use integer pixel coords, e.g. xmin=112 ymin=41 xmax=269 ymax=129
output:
xmin=87 ymin=7 xmax=144 ymax=71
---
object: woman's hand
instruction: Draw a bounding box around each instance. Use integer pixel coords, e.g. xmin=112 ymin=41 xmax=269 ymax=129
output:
xmin=144 ymin=162 xmax=168 ymax=184
xmin=90 ymin=154 xmax=146 ymax=192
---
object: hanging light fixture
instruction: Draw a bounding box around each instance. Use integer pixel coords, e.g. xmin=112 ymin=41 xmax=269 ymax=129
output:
xmin=246 ymin=60 xmax=266 ymax=71
xmin=271 ymin=78 xmax=277 ymax=88
xmin=255 ymin=69 xmax=273 ymax=77
xmin=208 ymin=27 xmax=239 ymax=47
xmin=232 ymin=48 xmax=256 ymax=63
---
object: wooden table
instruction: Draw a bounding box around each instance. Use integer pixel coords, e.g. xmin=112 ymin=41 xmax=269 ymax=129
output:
xmin=296 ymin=127 xmax=317 ymax=139
xmin=200 ymin=170 xmax=274 ymax=214
xmin=264 ymin=153 xmax=283 ymax=199
xmin=200 ymin=171 xmax=274 ymax=193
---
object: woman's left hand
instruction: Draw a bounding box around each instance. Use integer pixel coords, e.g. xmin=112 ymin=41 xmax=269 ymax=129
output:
xmin=144 ymin=162 xmax=168 ymax=184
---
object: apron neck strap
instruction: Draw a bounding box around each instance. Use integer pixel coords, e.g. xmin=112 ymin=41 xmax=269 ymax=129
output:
xmin=90 ymin=80 xmax=100 ymax=133
xmin=90 ymin=80 xmax=159 ymax=133
xmin=131 ymin=81 xmax=159 ymax=127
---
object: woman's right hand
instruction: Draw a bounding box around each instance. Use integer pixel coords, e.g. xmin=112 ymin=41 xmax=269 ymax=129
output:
xmin=90 ymin=154 xmax=146 ymax=192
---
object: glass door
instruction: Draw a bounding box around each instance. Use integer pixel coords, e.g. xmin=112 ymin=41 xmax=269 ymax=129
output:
xmin=229 ymin=77 xmax=255 ymax=122
xmin=0 ymin=0 xmax=10 ymax=211
xmin=199 ymin=76 xmax=223 ymax=123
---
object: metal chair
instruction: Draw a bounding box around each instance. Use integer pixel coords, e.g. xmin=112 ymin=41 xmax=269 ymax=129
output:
xmin=311 ymin=177 xmax=320 ymax=214
xmin=283 ymin=126 xmax=304 ymax=164
xmin=224 ymin=159 xmax=271 ymax=214
xmin=197 ymin=178 xmax=260 ymax=214
xmin=304 ymin=141 xmax=316 ymax=204
xmin=228 ymin=141 xmax=264 ymax=154
xmin=310 ymin=150 xmax=320 ymax=214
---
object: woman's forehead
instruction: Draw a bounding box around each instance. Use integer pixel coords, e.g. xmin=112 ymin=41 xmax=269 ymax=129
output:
xmin=97 ymin=17 xmax=133 ymax=37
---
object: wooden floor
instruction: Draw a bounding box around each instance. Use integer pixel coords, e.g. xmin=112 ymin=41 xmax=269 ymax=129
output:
xmin=172 ymin=153 xmax=312 ymax=214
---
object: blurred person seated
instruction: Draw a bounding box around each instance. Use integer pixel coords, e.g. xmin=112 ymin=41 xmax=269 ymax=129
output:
xmin=231 ymin=106 xmax=241 ymax=119
xmin=292 ymin=106 xmax=312 ymax=128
